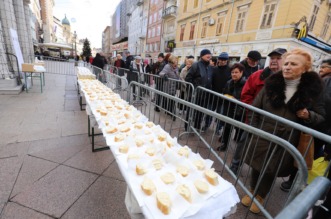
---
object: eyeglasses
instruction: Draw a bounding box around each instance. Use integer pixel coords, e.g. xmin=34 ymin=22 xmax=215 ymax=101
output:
xmin=320 ymin=65 xmax=331 ymax=69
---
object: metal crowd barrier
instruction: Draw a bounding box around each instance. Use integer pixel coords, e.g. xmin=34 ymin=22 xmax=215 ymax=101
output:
xmin=126 ymin=81 xmax=331 ymax=218
xmin=103 ymin=70 xmax=128 ymax=100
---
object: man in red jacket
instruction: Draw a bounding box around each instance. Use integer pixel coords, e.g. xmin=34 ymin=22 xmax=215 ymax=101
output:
xmin=230 ymin=48 xmax=287 ymax=174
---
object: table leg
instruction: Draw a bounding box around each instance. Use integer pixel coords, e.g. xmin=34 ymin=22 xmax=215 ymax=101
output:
xmin=24 ymin=72 xmax=28 ymax=93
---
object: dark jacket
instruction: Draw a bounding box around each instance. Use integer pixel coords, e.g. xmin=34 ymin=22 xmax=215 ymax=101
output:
xmin=91 ymin=54 xmax=105 ymax=69
xmin=223 ymin=77 xmax=246 ymax=118
xmin=319 ymin=73 xmax=331 ymax=131
xmin=212 ymin=65 xmax=230 ymax=94
xmin=185 ymin=60 xmax=213 ymax=89
xmin=114 ymin=59 xmax=126 ymax=76
xmin=240 ymin=59 xmax=259 ymax=79
xmin=125 ymin=55 xmax=134 ymax=69
xmin=152 ymin=61 xmax=165 ymax=75
xmin=244 ymin=71 xmax=325 ymax=176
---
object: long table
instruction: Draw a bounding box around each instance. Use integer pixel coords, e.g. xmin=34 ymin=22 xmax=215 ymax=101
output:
xmin=78 ymin=79 xmax=239 ymax=219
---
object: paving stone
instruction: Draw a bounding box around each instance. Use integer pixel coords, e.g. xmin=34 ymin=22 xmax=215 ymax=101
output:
xmin=102 ymin=161 xmax=125 ymax=182
xmin=0 ymin=157 xmax=23 ymax=213
xmin=17 ymin=123 xmax=62 ymax=142
xmin=10 ymin=156 xmax=58 ymax=198
xmin=30 ymin=143 xmax=86 ymax=164
xmin=61 ymin=176 xmax=130 ymax=219
xmin=12 ymin=165 xmax=97 ymax=218
xmin=64 ymin=148 xmax=114 ymax=174
xmin=0 ymin=142 xmax=30 ymax=159
xmin=0 ymin=202 xmax=53 ymax=219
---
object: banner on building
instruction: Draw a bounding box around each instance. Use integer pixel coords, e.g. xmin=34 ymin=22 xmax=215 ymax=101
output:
xmin=10 ymin=28 xmax=24 ymax=70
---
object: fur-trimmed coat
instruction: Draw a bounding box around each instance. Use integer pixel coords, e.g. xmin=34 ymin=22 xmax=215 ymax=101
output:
xmin=244 ymin=71 xmax=325 ymax=176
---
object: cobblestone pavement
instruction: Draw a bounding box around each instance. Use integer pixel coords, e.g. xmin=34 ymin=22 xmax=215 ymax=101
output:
xmin=0 ymin=73 xmax=288 ymax=219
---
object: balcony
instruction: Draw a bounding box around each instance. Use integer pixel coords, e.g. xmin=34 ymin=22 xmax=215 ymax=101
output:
xmin=162 ymin=6 xmax=177 ymax=19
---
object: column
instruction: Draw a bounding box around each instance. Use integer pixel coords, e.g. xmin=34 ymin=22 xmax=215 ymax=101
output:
xmin=24 ymin=0 xmax=34 ymax=63
xmin=0 ymin=0 xmax=19 ymax=75
xmin=0 ymin=20 xmax=11 ymax=79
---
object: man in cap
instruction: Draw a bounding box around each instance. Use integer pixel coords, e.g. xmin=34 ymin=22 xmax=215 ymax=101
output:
xmin=240 ymin=50 xmax=262 ymax=78
xmin=229 ymin=48 xmax=287 ymax=174
xmin=185 ymin=49 xmax=213 ymax=130
xmin=203 ymin=52 xmax=231 ymax=133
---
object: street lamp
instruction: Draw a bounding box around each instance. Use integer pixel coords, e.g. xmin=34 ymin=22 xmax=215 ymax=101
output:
xmin=73 ymin=31 xmax=77 ymax=58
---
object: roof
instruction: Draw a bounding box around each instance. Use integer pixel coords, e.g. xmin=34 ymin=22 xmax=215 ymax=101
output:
xmin=62 ymin=15 xmax=70 ymax=25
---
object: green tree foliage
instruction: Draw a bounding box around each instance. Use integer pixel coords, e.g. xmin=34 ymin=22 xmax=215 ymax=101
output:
xmin=82 ymin=38 xmax=92 ymax=57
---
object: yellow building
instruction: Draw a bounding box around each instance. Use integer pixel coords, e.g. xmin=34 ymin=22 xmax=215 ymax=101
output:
xmin=174 ymin=0 xmax=331 ymax=67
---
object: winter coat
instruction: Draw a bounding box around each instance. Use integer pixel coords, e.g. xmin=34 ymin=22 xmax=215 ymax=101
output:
xmin=241 ymin=67 xmax=274 ymax=105
xmin=211 ymin=65 xmax=231 ymax=109
xmin=318 ymin=73 xmax=331 ymax=133
xmin=129 ymin=61 xmax=143 ymax=83
xmin=223 ymin=77 xmax=246 ymax=119
xmin=159 ymin=64 xmax=180 ymax=95
xmin=185 ymin=60 xmax=213 ymax=89
xmin=91 ymin=54 xmax=105 ymax=69
xmin=143 ymin=64 xmax=152 ymax=85
xmin=240 ymin=59 xmax=260 ymax=79
xmin=114 ymin=59 xmax=126 ymax=76
xmin=244 ymin=71 xmax=325 ymax=177
xmin=152 ymin=61 xmax=165 ymax=75
xmin=125 ymin=55 xmax=134 ymax=69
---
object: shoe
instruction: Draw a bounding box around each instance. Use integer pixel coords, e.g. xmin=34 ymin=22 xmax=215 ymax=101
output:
xmin=241 ymin=192 xmax=264 ymax=214
xmin=280 ymin=180 xmax=293 ymax=192
xmin=230 ymin=163 xmax=239 ymax=175
xmin=216 ymin=143 xmax=227 ymax=152
xmin=154 ymin=107 xmax=160 ymax=112
xmin=172 ymin=116 xmax=176 ymax=121
xmin=201 ymin=126 xmax=208 ymax=133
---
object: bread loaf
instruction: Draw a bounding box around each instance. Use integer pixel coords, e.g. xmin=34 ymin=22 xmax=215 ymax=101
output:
xmin=145 ymin=147 xmax=156 ymax=156
xmin=156 ymin=192 xmax=171 ymax=215
xmin=134 ymin=123 xmax=143 ymax=129
xmin=146 ymin=121 xmax=154 ymax=128
xmin=178 ymin=147 xmax=190 ymax=158
xmin=176 ymin=184 xmax=192 ymax=202
xmin=141 ymin=178 xmax=155 ymax=196
xmin=120 ymin=126 xmax=130 ymax=133
xmin=152 ymin=159 xmax=163 ymax=170
xmin=114 ymin=134 xmax=125 ymax=142
xmin=106 ymin=126 xmax=117 ymax=134
xmin=194 ymin=179 xmax=209 ymax=193
xmin=135 ymin=139 xmax=144 ymax=147
xmin=158 ymin=133 xmax=166 ymax=141
xmin=204 ymin=168 xmax=219 ymax=185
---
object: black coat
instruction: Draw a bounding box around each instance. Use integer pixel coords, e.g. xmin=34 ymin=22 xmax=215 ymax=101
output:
xmin=125 ymin=55 xmax=134 ymax=69
xmin=240 ymin=59 xmax=259 ymax=79
xmin=223 ymin=77 xmax=246 ymax=118
xmin=185 ymin=60 xmax=213 ymax=89
xmin=245 ymin=71 xmax=325 ymax=176
xmin=91 ymin=55 xmax=105 ymax=69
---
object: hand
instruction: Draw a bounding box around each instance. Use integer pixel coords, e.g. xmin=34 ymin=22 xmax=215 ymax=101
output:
xmin=296 ymin=108 xmax=310 ymax=120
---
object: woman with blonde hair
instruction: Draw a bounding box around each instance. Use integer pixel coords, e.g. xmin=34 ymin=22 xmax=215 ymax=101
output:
xmin=178 ymin=58 xmax=195 ymax=113
xmin=159 ymin=55 xmax=180 ymax=120
xmin=242 ymin=48 xmax=325 ymax=214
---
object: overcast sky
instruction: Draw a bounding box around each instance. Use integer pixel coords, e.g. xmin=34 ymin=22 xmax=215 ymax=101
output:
xmin=53 ymin=0 xmax=121 ymax=48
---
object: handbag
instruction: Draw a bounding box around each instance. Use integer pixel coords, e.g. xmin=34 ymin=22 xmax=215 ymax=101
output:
xmin=294 ymin=132 xmax=314 ymax=170
xmin=307 ymin=157 xmax=329 ymax=184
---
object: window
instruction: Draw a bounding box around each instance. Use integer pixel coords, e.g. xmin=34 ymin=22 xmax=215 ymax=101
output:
xmin=153 ymin=13 xmax=157 ymax=23
xmin=201 ymin=17 xmax=209 ymax=38
xmin=189 ymin=21 xmax=196 ymax=40
xmin=148 ymin=30 xmax=151 ymax=38
xmin=260 ymin=2 xmax=277 ymax=29
xmin=157 ymin=25 xmax=161 ymax=36
xmin=321 ymin=13 xmax=331 ymax=38
xmin=216 ymin=13 xmax=225 ymax=36
xmin=180 ymin=24 xmax=186 ymax=41
xmin=194 ymin=0 xmax=199 ymax=8
xmin=149 ymin=15 xmax=152 ymax=24
xmin=309 ymin=5 xmax=319 ymax=31
xmin=158 ymin=9 xmax=162 ymax=20
xmin=235 ymin=11 xmax=247 ymax=32
xmin=183 ymin=0 xmax=188 ymax=12
xmin=151 ymin=27 xmax=155 ymax=37
xmin=155 ymin=42 xmax=159 ymax=51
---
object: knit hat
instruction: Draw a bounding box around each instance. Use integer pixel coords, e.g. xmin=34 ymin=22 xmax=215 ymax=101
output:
xmin=187 ymin=55 xmax=194 ymax=59
xmin=158 ymin=53 xmax=164 ymax=58
xmin=218 ymin=52 xmax=229 ymax=60
xmin=247 ymin=50 xmax=262 ymax=61
xmin=200 ymin=49 xmax=212 ymax=57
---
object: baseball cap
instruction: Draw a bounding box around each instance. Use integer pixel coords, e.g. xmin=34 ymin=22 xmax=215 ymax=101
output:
xmin=268 ymin=48 xmax=287 ymax=57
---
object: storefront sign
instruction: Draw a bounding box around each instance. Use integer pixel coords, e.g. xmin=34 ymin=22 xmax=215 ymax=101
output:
xmin=112 ymin=41 xmax=128 ymax=51
xmin=301 ymin=36 xmax=331 ymax=52
xmin=200 ymin=39 xmax=219 ymax=45
xmin=183 ymin=41 xmax=195 ymax=47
